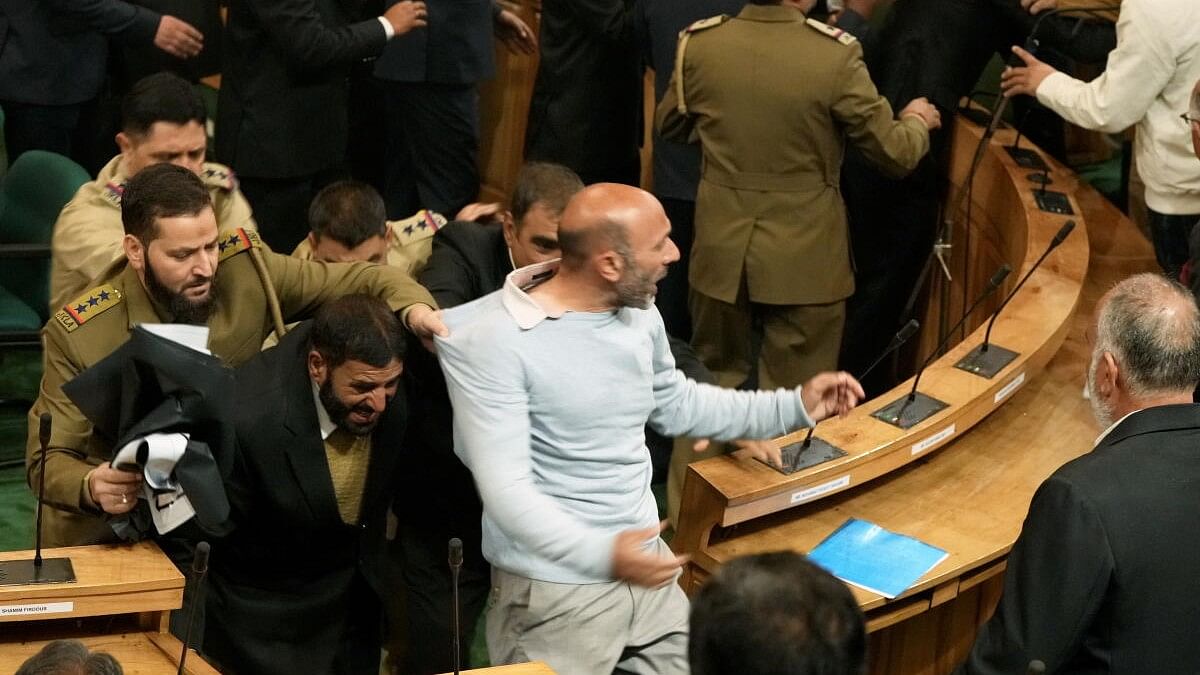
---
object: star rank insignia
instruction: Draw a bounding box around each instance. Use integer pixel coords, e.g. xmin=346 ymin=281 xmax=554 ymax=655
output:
xmin=55 ymin=284 xmax=123 ymax=332
xmin=217 ymin=227 xmax=263 ymax=262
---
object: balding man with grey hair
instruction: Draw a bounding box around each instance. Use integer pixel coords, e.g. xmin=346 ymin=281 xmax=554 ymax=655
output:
xmin=959 ymin=273 xmax=1200 ymax=674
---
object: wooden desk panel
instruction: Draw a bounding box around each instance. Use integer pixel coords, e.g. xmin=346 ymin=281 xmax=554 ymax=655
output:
xmin=0 ymin=631 xmax=219 ymax=674
xmin=0 ymin=542 xmax=183 ymax=624
xmin=672 ymin=116 xmax=1154 ymax=674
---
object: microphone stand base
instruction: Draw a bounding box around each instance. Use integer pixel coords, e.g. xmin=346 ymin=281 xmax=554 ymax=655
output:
xmin=0 ymin=557 xmax=76 ymax=586
xmin=772 ymin=438 xmax=848 ymax=475
xmin=872 ymin=392 xmax=950 ymax=430
xmin=1004 ymin=145 xmax=1048 ymax=170
xmin=955 ymin=344 xmax=1020 ymax=379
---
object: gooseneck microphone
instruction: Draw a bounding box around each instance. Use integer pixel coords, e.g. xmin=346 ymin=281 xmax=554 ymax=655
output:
xmin=909 ymin=264 xmax=1011 ymax=401
xmin=449 ymin=537 xmax=464 ymax=675
xmin=801 ymin=320 xmax=920 ymax=448
xmin=177 ymin=541 xmax=210 ymax=675
xmin=980 ymin=220 xmax=1076 ymax=353
xmin=34 ymin=412 xmax=51 ymax=568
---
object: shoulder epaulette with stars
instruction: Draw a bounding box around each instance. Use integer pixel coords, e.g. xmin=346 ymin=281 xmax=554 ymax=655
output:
xmin=55 ymin=284 xmax=123 ymax=332
xmin=201 ymin=164 xmax=238 ymax=192
xmin=217 ymin=227 xmax=263 ymax=262
xmin=102 ymin=181 xmax=125 ymax=207
xmin=806 ymin=18 xmax=856 ymax=45
xmin=393 ymin=209 xmax=446 ymax=244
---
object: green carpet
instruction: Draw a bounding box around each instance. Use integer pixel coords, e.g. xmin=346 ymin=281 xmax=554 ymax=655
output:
xmin=0 ymin=348 xmax=40 ymax=551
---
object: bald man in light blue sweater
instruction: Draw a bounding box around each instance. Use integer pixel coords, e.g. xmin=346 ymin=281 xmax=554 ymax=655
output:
xmin=436 ymin=183 xmax=864 ymax=675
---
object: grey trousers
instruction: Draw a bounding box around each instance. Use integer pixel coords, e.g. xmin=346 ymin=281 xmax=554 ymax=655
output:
xmin=486 ymin=542 xmax=690 ymax=675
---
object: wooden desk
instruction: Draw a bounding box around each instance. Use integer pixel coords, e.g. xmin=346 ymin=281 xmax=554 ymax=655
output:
xmin=0 ymin=542 xmax=221 ymax=674
xmin=0 ymin=631 xmax=219 ymax=675
xmin=0 ymin=542 xmax=183 ymax=631
xmin=673 ymin=115 xmax=1154 ymax=674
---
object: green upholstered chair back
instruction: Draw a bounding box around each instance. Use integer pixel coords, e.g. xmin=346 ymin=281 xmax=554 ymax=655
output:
xmin=0 ymin=151 xmax=90 ymax=321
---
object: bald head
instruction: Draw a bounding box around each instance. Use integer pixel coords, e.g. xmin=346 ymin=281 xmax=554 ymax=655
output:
xmin=554 ymin=184 xmax=680 ymax=309
xmin=1094 ymin=274 xmax=1200 ymax=397
xmin=557 ymin=184 xmax=666 ymax=265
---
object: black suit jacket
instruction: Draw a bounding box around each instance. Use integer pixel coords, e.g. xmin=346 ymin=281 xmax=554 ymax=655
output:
xmin=0 ymin=0 xmax=159 ymax=104
xmin=524 ymin=0 xmax=641 ymax=183
xmin=202 ymin=321 xmax=406 ymax=675
xmin=216 ymin=0 xmax=387 ymax=178
xmin=959 ymin=404 xmax=1200 ymax=674
xmin=372 ymin=0 xmax=495 ymax=84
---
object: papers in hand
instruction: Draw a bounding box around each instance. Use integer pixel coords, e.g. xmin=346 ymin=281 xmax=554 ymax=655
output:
xmin=113 ymin=432 xmax=195 ymax=534
xmin=139 ymin=323 xmax=211 ymax=355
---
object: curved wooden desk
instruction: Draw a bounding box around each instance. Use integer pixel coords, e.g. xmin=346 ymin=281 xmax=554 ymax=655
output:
xmin=673 ymin=116 xmax=1153 ymax=674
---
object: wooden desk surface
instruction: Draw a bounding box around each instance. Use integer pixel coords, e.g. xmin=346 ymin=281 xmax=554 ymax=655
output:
xmin=698 ymin=165 xmax=1154 ymax=614
xmin=0 ymin=542 xmax=183 ymax=623
xmin=0 ymin=631 xmax=219 ymax=674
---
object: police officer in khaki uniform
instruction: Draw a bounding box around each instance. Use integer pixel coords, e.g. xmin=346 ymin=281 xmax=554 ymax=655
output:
xmin=50 ymin=72 xmax=258 ymax=311
xmin=28 ymin=164 xmax=444 ymax=548
xmin=290 ymin=180 xmax=447 ymax=278
xmin=656 ymin=0 xmax=940 ymax=390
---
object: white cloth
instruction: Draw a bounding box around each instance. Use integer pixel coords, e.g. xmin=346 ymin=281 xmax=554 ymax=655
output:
xmin=113 ymin=432 xmax=195 ymax=534
xmin=1035 ymin=0 xmax=1200 ymax=215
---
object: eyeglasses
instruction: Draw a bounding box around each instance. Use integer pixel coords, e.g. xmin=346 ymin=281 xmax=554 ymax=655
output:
xmin=1182 ymin=112 xmax=1200 ymax=125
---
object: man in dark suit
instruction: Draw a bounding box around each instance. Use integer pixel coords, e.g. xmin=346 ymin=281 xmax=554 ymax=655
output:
xmin=958 ymin=273 xmax=1200 ymax=674
xmin=0 ymin=0 xmax=202 ymax=168
xmin=525 ymin=0 xmax=642 ymax=186
xmin=372 ymin=0 xmax=535 ymax=219
xmin=202 ymin=295 xmax=409 ymax=675
xmin=216 ymin=0 xmax=428 ymax=251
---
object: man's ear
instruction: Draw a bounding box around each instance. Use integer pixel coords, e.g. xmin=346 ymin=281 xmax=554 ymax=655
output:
xmin=1099 ymin=351 xmax=1119 ymax=398
xmin=597 ymin=250 xmax=624 ymax=283
xmin=115 ymin=131 xmax=134 ymax=157
xmin=501 ymin=212 xmax=518 ymax=249
xmin=123 ymin=234 xmax=145 ymax=272
xmin=308 ymin=350 xmax=328 ymax=385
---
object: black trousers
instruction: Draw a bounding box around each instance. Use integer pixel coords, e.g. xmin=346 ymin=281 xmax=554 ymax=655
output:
xmin=392 ymin=522 xmax=490 ymax=674
xmin=1 ymin=100 xmax=82 ymax=164
xmin=382 ymin=81 xmax=480 ymax=219
xmin=239 ymin=168 xmax=345 ymax=253
xmin=656 ymin=197 xmax=695 ymax=342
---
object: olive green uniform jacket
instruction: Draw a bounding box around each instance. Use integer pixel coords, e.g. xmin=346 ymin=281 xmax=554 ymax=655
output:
xmin=656 ymin=4 xmax=930 ymax=306
xmin=50 ymin=156 xmax=256 ymax=311
xmin=27 ymin=229 xmax=435 ymax=546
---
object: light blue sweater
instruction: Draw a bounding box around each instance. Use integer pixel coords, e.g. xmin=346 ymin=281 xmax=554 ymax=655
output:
xmin=436 ymin=270 xmax=812 ymax=584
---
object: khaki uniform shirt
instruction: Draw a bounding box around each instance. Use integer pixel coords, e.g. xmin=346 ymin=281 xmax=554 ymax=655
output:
xmin=290 ymin=209 xmax=446 ymax=278
xmin=656 ymin=5 xmax=930 ymax=305
xmin=28 ymin=228 xmax=436 ymax=546
xmin=50 ymin=156 xmax=257 ymax=311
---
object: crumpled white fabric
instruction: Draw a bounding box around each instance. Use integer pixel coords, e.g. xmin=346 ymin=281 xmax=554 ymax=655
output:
xmin=113 ymin=432 xmax=194 ymax=534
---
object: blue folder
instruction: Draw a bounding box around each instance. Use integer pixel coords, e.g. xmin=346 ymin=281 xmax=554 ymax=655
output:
xmin=806 ymin=518 xmax=949 ymax=599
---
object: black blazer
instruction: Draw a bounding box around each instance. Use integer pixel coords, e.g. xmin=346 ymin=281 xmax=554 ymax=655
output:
xmin=959 ymin=404 xmax=1200 ymax=674
xmin=372 ymin=0 xmax=495 ymax=84
xmin=0 ymin=0 xmax=159 ymax=105
xmin=524 ymin=0 xmax=642 ymax=182
xmin=216 ymin=0 xmax=387 ymax=178
xmin=202 ymin=321 xmax=406 ymax=675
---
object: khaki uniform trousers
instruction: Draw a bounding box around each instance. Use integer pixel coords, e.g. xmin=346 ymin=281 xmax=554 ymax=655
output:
xmin=689 ymin=286 xmax=844 ymax=391
xmin=486 ymin=541 xmax=689 ymax=675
